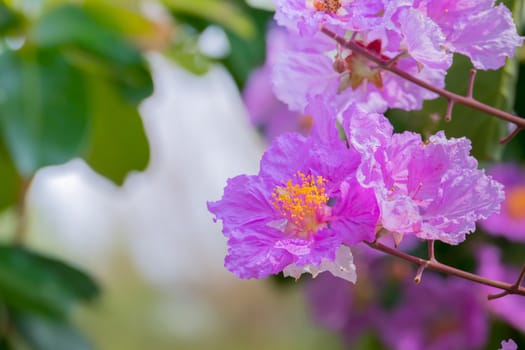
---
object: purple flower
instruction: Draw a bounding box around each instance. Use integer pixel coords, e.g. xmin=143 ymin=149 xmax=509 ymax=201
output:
xmin=480 ymin=163 xmax=525 ymax=241
xmin=272 ymin=30 xmax=444 ymax=114
xmin=500 ymin=339 xmax=518 ymax=350
xmin=343 ymin=107 xmax=505 ymax=245
xmin=274 ymin=0 xmax=385 ymax=36
xmin=243 ymin=27 xmax=312 ymax=142
xmin=275 ymin=0 xmax=522 ymax=70
xmin=416 ymin=0 xmax=524 ymax=70
xmin=208 ymin=107 xmax=379 ymax=280
xmin=304 ymin=245 xmax=411 ymax=345
xmin=477 ymin=245 xmax=525 ymax=332
xmin=379 ymin=275 xmax=488 ymax=350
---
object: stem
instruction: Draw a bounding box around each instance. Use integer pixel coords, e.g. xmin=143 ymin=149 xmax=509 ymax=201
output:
xmin=366 ymin=240 xmax=525 ymax=297
xmin=500 ymin=126 xmax=522 ymax=144
xmin=14 ymin=177 xmax=32 ymax=245
xmin=321 ymin=28 xmax=525 ymax=129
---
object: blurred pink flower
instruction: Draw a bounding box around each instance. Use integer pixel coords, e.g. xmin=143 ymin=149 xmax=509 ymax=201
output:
xmin=480 ymin=163 xmax=525 ymax=241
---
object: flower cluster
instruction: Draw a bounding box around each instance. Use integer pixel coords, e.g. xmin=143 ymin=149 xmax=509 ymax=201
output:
xmin=273 ymin=0 xmax=522 ymax=114
xmin=209 ymin=103 xmax=503 ymax=280
xmin=209 ymin=1 xmax=520 ymax=283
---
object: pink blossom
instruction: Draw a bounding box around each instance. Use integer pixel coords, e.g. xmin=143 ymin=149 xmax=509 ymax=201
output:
xmin=274 ymin=0 xmax=385 ymax=36
xmin=477 ymin=246 xmax=525 ymax=332
xmin=208 ymin=109 xmax=379 ymax=280
xmin=343 ymin=107 xmax=505 ymax=244
xmin=416 ymin=0 xmax=524 ymax=70
xmin=272 ymin=30 xmax=444 ymax=114
xmin=500 ymin=339 xmax=518 ymax=350
xmin=480 ymin=163 xmax=525 ymax=241
xmin=243 ymin=27 xmax=311 ymax=142
xmin=380 ymin=275 xmax=488 ymax=350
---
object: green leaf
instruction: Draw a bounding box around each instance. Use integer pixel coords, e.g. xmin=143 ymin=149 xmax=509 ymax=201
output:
xmin=388 ymin=53 xmax=519 ymax=161
xmin=12 ymin=312 xmax=92 ymax=350
xmin=0 ymin=246 xmax=100 ymax=320
xmin=164 ymin=26 xmax=212 ymax=76
xmin=31 ymin=4 xmax=154 ymax=105
xmin=162 ymin=0 xmax=255 ymax=39
xmin=0 ymin=50 xmax=89 ymax=175
xmin=83 ymin=77 xmax=150 ymax=185
xmin=0 ymin=2 xmax=22 ymax=34
xmin=31 ymin=4 xmax=141 ymax=65
xmin=220 ymin=4 xmax=273 ymax=89
xmin=0 ymin=138 xmax=20 ymax=212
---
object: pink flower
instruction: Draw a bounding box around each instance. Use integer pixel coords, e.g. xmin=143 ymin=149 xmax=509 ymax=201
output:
xmin=343 ymin=107 xmax=505 ymax=244
xmin=274 ymin=0 xmax=385 ymax=36
xmin=477 ymin=245 xmax=525 ymax=332
xmin=272 ymin=30 xmax=444 ymax=114
xmin=243 ymin=27 xmax=311 ymax=142
xmin=380 ymin=275 xmax=488 ymax=350
xmin=416 ymin=0 xmax=524 ymax=70
xmin=500 ymin=339 xmax=518 ymax=350
xmin=208 ymin=106 xmax=379 ymax=280
xmin=480 ymin=163 xmax=525 ymax=241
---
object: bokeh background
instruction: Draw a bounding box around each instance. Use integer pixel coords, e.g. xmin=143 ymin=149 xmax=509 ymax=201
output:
xmin=0 ymin=0 xmax=524 ymax=349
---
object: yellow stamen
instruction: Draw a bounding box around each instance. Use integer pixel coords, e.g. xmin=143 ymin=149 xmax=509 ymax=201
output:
xmin=313 ymin=0 xmax=342 ymax=14
xmin=271 ymin=172 xmax=329 ymax=237
xmin=506 ymin=186 xmax=525 ymax=219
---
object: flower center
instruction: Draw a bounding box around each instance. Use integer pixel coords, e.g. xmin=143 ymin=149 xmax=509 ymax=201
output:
xmin=506 ymin=186 xmax=525 ymax=219
xmin=313 ymin=0 xmax=342 ymax=14
xmin=271 ymin=172 xmax=330 ymax=238
xmin=334 ymin=39 xmax=393 ymax=91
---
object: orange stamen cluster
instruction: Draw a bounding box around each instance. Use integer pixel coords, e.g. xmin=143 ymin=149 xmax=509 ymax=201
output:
xmin=506 ymin=186 xmax=525 ymax=219
xmin=272 ymin=172 xmax=329 ymax=235
xmin=313 ymin=0 xmax=342 ymax=14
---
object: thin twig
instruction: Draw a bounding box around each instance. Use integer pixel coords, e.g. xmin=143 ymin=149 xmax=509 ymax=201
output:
xmin=14 ymin=177 xmax=32 ymax=245
xmin=500 ymin=126 xmax=523 ymax=144
xmin=366 ymin=240 xmax=525 ymax=298
xmin=321 ymin=28 xmax=525 ymax=130
xmin=445 ymin=100 xmax=454 ymax=122
xmin=427 ymin=240 xmax=436 ymax=262
xmin=467 ymin=69 xmax=477 ymax=98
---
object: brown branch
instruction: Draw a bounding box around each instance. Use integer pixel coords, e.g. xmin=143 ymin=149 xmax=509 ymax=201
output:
xmin=321 ymin=28 xmax=525 ymax=129
xmin=14 ymin=177 xmax=32 ymax=245
xmin=500 ymin=126 xmax=522 ymax=144
xmin=366 ymin=240 xmax=525 ymax=298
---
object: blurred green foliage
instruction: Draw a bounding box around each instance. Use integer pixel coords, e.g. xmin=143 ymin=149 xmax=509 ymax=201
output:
xmin=0 ymin=0 xmax=272 ymax=348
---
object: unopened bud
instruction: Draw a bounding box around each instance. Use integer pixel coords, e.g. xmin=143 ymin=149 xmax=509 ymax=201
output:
xmin=333 ymin=58 xmax=346 ymax=73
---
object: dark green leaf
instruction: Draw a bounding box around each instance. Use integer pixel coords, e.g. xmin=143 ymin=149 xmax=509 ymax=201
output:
xmin=165 ymin=26 xmax=212 ymax=76
xmin=12 ymin=312 xmax=92 ymax=350
xmin=220 ymin=4 xmax=273 ymax=89
xmin=0 ymin=137 xmax=20 ymax=212
xmin=162 ymin=0 xmax=255 ymax=38
xmin=0 ymin=2 xmax=22 ymax=35
xmin=31 ymin=4 xmax=141 ymax=65
xmin=31 ymin=4 xmax=154 ymax=105
xmin=83 ymin=77 xmax=150 ymax=185
xmin=0 ymin=50 xmax=89 ymax=175
xmin=0 ymin=246 xmax=100 ymax=320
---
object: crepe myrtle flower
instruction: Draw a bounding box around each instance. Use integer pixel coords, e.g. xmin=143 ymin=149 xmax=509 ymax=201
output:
xmin=274 ymin=0 xmax=385 ymax=36
xmin=275 ymin=0 xmax=522 ymax=71
xmin=243 ymin=26 xmax=312 ymax=142
xmin=272 ymin=29 xmax=444 ymax=114
xmin=500 ymin=339 xmax=518 ymax=350
xmin=413 ymin=0 xmax=524 ymax=70
xmin=480 ymin=163 xmax=525 ymax=242
xmin=207 ymin=103 xmax=379 ymax=281
xmin=477 ymin=246 xmax=525 ymax=332
xmin=342 ymin=105 xmax=504 ymax=245
xmin=379 ymin=274 xmax=488 ymax=350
